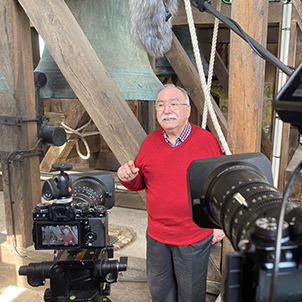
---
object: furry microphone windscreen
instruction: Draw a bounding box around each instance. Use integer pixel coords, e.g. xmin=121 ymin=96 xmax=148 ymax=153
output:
xmin=128 ymin=0 xmax=179 ymax=58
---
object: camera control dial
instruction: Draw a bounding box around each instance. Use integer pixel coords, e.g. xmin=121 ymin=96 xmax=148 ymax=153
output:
xmin=255 ymin=217 xmax=289 ymax=240
xmin=85 ymin=232 xmax=97 ymax=245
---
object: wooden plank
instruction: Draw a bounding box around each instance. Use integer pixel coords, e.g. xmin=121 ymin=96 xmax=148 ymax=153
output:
xmin=173 ymin=0 xmax=283 ymax=27
xmin=198 ymin=27 xmax=230 ymax=44
xmin=0 ymin=0 xmax=41 ymax=247
xmin=285 ymin=145 xmax=302 ymax=202
xmin=40 ymin=101 xmax=90 ymax=171
xmin=199 ymin=40 xmax=229 ymax=94
xmin=278 ymin=21 xmax=298 ymax=191
xmin=68 ymin=135 xmax=100 ymax=159
xmin=174 ymin=0 xmax=232 ymax=27
xmin=198 ymin=26 xmax=279 ymax=45
xmin=261 ymin=131 xmax=272 ymax=160
xmin=147 ymin=55 xmax=157 ymax=134
xmin=31 ymin=27 xmax=40 ymax=69
xmin=165 ymin=32 xmax=228 ymax=141
xmin=292 ymin=0 xmax=302 ymax=30
xmin=137 ymin=101 xmax=157 ymax=134
xmin=18 ymin=0 xmax=147 ymax=168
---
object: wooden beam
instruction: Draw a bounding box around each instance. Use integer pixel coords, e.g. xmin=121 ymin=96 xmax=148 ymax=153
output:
xmin=147 ymin=55 xmax=158 ymax=134
xmin=165 ymin=32 xmax=228 ymax=141
xmin=174 ymin=0 xmax=283 ymax=27
xmin=40 ymin=101 xmax=89 ymax=171
xmin=292 ymin=0 xmax=302 ymax=31
xmin=18 ymin=0 xmax=146 ymax=167
xmin=174 ymin=0 xmax=232 ymax=27
xmin=199 ymin=40 xmax=229 ymax=94
xmin=198 ymin=26 xmax=279 ymax=45
xmin=31 ymin=27 xmax=40 ymax=69
xmin=198 ymin=27 xmax=230 ymax=44
xmin=68 ymin=135 xmax=100 ymax=159
xmin=227 ymin=0 xmax=268 ymax=153
xmin=278 ymin=21 xmax=298 ymax=191
xmin=0 ymin=0 xmax=40 ymax=247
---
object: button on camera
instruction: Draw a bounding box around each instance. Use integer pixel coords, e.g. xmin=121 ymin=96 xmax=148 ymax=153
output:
xmin=85 ymin=232 xmax=97 ymax=243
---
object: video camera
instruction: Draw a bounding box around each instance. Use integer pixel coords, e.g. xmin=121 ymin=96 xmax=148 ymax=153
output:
xmin=187 ymin=61 xmax=302 ymax=302
xmin=19 ymin=163 xmax=127 ymax=302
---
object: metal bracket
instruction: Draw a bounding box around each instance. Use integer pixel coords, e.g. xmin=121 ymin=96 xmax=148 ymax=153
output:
xmin=0 ymin=149 xmax=44 ymax=161
xmin=0 ymin=115 xmax=39 ymax=126
xmin=0 ymin=115 xmax=22 ymax=126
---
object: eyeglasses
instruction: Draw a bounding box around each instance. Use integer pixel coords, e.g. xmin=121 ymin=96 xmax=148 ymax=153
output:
xmin=155 ymin=100 xmax=188 ymax=112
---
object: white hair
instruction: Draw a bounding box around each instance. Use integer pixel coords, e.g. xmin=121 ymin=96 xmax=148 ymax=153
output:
xmin=159 ymin=84 xmax=190 ymax=105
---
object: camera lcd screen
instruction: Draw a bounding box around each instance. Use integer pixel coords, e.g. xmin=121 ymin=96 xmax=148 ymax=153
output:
xmin=35 ymin=222 xmax=80 ymax=249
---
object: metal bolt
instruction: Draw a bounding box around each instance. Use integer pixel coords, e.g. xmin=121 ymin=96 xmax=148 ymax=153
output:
xmin=284 ymin=251 xmax=293 ymax=261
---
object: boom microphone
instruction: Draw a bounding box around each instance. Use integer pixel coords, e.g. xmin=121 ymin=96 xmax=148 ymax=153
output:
xmin=128 ymin=0 xmax=179 ymax=58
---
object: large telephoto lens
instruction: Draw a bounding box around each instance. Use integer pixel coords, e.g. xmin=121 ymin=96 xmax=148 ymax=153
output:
xmin=205 ymin=164 xmax=283 ymax=249
xmin=187 ymin=153 xmax=294 ymax=250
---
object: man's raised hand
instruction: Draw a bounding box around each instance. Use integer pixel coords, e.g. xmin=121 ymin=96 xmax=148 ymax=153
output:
xmin=117 ymin=160 xmax=139 ymax=182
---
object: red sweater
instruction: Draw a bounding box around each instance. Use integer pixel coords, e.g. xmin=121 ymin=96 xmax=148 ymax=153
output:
xmin=119 ymin=124 xmax=223 ymax=245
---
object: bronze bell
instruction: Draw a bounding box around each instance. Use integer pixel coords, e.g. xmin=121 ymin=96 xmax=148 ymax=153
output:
xmin=35 ymin=0 xmax=163 ymax=101
xmin=155 ymin=28 xmax=209 ymax=78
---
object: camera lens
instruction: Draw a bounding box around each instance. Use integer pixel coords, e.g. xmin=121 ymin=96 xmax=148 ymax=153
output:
xmin=204 ymin=165 xmax=284 ymax=250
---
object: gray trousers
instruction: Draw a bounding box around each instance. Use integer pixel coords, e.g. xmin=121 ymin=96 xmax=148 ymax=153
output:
xmin=147 ymin=233 xmax=213 ymax=302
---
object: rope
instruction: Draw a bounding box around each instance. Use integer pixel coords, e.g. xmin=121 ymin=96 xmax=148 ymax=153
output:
xmin=202 ymin=0 xmax=221 ymax=129
xmin=61 ymin=119 xmax=99 ymax=160
xmin=183 ymin=0 xmax=231 ymax=155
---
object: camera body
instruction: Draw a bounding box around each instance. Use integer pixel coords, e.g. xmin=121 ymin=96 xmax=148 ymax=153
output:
xmin=32 ymin=202 xmax=108 ymax=250
xmin=32 ymin=163 xmax=115 ymax=251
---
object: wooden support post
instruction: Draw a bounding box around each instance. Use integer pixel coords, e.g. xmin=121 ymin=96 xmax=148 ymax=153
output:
xmin=225 ymin=0 xmax=269 ymax=273
xmin=0 ymin=0 xmax=40 ymax=247
xmin=18 ymin=0 xmax=146 ymax=166
xmin=228 ymin=1 xmax=268 ymax=153
xmin=278 ymin=21 xmax=298 ymax=191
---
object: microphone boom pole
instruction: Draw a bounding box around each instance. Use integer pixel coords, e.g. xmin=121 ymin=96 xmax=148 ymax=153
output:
xmin=191 ymin=0 xmax=293 ymax=77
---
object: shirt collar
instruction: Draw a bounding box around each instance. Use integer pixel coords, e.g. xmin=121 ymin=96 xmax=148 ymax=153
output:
xmin=163 ymin=122 xmax=192 ymax=147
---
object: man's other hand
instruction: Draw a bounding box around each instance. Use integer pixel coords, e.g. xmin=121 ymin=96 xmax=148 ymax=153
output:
xmin=212 ymin=229 xmax=225 ymax=245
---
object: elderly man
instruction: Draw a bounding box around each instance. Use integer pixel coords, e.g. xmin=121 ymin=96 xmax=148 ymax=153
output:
xmin=118 ymin=84 xmax=224 ymax=302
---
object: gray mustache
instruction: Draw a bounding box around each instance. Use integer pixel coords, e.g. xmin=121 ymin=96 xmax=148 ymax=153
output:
xmin=128 ymin=0 xmax=179 ymax=58
xmin=161 ymin=114 xmax=179 ymax=121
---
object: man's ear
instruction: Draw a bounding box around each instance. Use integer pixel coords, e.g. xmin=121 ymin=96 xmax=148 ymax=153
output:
xmin=186 ymin=105 xmax=191 ymax=118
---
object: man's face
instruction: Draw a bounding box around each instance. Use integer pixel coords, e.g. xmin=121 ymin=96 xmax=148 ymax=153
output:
xmin=63 ymin=229 xmax=70 ymax=236
xmin=156 ymin=87 xmax=191 ymax=134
